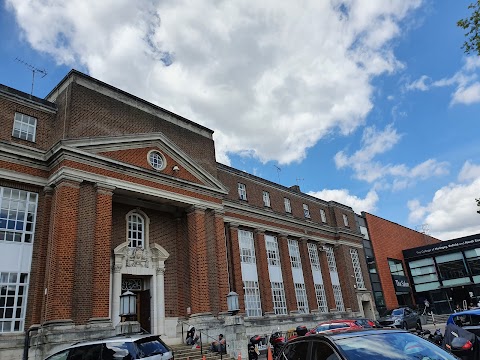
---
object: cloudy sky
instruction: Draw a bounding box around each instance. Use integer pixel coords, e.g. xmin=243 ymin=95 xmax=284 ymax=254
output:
xmin=1 ymin=0 xmax=479 ymax=240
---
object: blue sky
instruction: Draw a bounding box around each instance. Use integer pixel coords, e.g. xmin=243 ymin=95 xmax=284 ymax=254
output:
xmin=1 ymin=0 xmax=479 ymax=240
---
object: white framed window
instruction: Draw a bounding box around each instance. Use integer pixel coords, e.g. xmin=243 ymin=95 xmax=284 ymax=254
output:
xmin=325 ymin=246 xmax=338 ymax=272
xmin=333 ymin=284 xmax=345 ymax=311
xmin=0 ymin=272 xmax=28 ymax=332
xmin=303 ymin=204 xmax=310 ymax=218
xmin=12 ymin=112 xmax=37 ymax=142
xmin=239 ymin=230 xmax=256 ymax=264
xmin=243 ymin=280 xmax=262 ymax=317
xmin=266 ymin=236 xmax=280 ymax=266
xmin=350 ymin=248 xmax=366 ymax=289
xmin=262 ymin=191 xmax=271 ymax=207
xmin=288 ymin=239 xmax=301 ymax=268
xmin=320 ymin=209 xmax=327 ymax=223
xmin=271 ymin=282 xmax=288 ymax=315
xmin=238 ymin=183 xmax=247 ymax=200
xmin=0 ymin=188 xmax=38 ymax=243
xmin=314 ymin=283 xmax=328 ymax=313
xmin=127 ymin=212 xmax=145 ymax=248
xmin=294 ymin=283 xmax=309 ymax=313
xmin=307 ymin=243 xmax=321 ymax=271
xmin=342 ymin=214 xmax=349 ymax=227
xmin=147 ymin=150 xmax=166 ymax=170
xmin=284 ymin=197 xmax=291 ymax=213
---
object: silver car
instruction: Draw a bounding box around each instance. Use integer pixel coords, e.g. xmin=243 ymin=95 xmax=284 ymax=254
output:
xmin=378 ymin=307 xmax=422 ymax=330
xmin=44 ymin=334 xmax=173 ymax=360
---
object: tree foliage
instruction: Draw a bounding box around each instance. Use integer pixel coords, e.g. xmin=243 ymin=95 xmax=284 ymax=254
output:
xmin=457 ymin=0 xmax=480 ymax=56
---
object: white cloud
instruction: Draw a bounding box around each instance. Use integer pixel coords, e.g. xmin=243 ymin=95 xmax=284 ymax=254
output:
xmin=308 ymin=189 xmax=379 ymax=214
xmin=405 ymin=75 xmax=430 ymax=91
xmin=6 ymin=0 xmax=422 ymax=165
xmin=451 ymin=82 xmax=480 ymax=105
xmin=408 ymin=161 xmax=480 ymax=240
xmin=334 ymin=124 xmax=449 ymax=185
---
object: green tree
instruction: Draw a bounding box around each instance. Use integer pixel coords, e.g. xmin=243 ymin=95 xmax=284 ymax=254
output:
xmin=457 ymin=0 xmax=480 ymax=56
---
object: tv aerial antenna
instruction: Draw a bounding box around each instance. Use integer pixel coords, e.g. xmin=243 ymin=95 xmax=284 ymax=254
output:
xmin=15 ymin=57 xmax=47 ymax=96
xmin=274 ymin=165 xmax=281 ymax=183
xmin=296 ymin=178 xmax=304 ymax=186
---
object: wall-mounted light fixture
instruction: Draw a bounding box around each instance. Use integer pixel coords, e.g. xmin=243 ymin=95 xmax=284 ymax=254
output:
xmin=172 ymin=165 xmax=180 ymax=172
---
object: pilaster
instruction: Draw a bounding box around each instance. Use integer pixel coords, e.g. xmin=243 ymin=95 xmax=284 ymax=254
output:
xmin=214 ymin=210 xmax=230 ymax=313
xmin=254 ymin=229 xmax=273 ymax=313
xmin=318 ymin=244 xmax=336 ymax=311
xmin=229 ymin=224 xmax=245 ymax=312
xmin=278 ymin=234 xmax=297 ymax=312
xmin=299 ymin=238 xmax=317 ymax=312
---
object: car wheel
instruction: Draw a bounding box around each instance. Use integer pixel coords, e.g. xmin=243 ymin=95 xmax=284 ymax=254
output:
xmin=402 ymin=321 xmax=408 ymax=330
xmin=416 ymin=320 xmax=422 ymax=331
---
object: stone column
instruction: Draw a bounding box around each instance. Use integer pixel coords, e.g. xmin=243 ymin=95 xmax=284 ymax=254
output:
xmin=91 ymin=184 xmax=115 ymax=321
xmin=156 ymin=267 xmax=166 ymax=334
xmin=229 ymin=224 xmax=245 ymax=312
xmin=318 ymin=244 xmax=336 ymax=311
xmin=254 ymin=229 xmax=273 ymax=313
xmin=299 ymin=239 xmax=317 ymax=311
xmin=112 ymin=264 xmax=123 ymax=327
xmin=278 ymin=234 xmax=297 ymax=312
xmin=44 ymin=179 xmax=80 ymax=324
xmin=187 ymin=206 xmax=211 ymax=314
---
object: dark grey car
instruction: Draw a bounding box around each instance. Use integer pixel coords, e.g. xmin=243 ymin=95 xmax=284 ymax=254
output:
xmin=378 ymin=307 xmax=422 ymax=330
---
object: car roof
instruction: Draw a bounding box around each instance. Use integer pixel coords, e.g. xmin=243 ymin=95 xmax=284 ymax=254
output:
xmin=448 ymin=309 xmax=480 ymax=322
xmin=316 ymin=319 xmax=357 ymax=325
xmin=290 ymin=328 xmax=407 ymax=343
xmin=69 ymin=334 xmax=163 ymax=348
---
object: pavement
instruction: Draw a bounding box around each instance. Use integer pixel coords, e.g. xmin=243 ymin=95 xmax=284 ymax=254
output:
xmin=423 ymin=322 xmax=446 ymax=335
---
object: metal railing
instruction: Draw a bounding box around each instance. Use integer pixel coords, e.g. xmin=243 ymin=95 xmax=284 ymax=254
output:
xmin=180 ymin=320 xmax=228 ymax=360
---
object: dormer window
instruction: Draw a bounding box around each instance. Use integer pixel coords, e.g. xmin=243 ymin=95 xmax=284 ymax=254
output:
xmin=263 ymin=191 xmax=271 ymax=207
xmin=238 ymin=183 xmax=247 ymax=200
xmin=284 ymin=198 xmax=291 ymax=213
xmin=303 ymin=204 xmax=310 ymax=219
xmin=343 ymin=214 xmax=349 ymax=227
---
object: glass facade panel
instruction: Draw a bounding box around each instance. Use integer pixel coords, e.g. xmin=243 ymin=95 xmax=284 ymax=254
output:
xmin=243 ymin=281 xmax=262 ymax=317
xmin=415 ymin=282 xmax=440 ymax=292
xmin=239 ymin=230 xmax=256 ymax=264
xmin=436 ymin=255 xmax=468 ymax=281
xmin=409 ymin=258 xmax=434 ymax=268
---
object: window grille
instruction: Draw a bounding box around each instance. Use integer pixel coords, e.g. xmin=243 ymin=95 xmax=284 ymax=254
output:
xmin=314 ymin=283 xmax=328 ymax=313
xmin=128 ymin=213 xmax=145 ymax=248
xmin=239 ymin=230 xmax=256 ymax=264
xmin=243 ymin=281 xmax=262 ymax=317
xmin=325 ymin=246 xmax=337 ymax=272
xmin=266 ymin=236 xmax=280 ymax=266
xmin=320 ymin=209 xmax=327 ymax=223
xmin=350 ymin=249 xmax=366 ymax=289
xmin=271 ymin=282 xmax=287 ymax=315
xmin=0 ymin=188 xmax=38 ymax=243
xmin=0 ymin=272 xmax=28 ymax=332
xmin=332 ymin=284 xmax=345 ymax=311
xmin=294 ymin=283 xmax=309 ymax=313
xmin=263 ymin=191 xmax=271 ymax=207
xmin=307 ymin=243 xmax=321 ymax=271
xmin=238 ymin=183 xmax=247 ymax=200
xmin=288 ymin=239 xmax=301 ymax=268
xmin=12 ymin=113 xmax=37 ymax=142
xmin=284 ymin=198 xmax=291 ymax=213
xmin=303 ymin=204 xmax=310 ymax=218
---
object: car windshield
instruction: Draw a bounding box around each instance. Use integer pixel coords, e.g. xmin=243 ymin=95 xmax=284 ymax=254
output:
xmin=336 ymin=332 xmax=456 ymax=360
xmin=385 ymin=309 xmax=403 ymax=316
xmin=135 ymin=336 xmax=170 ymax=357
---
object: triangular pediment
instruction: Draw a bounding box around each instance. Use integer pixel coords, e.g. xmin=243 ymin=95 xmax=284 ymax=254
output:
xmin=56 ymin=133 xmax=227 ymax=193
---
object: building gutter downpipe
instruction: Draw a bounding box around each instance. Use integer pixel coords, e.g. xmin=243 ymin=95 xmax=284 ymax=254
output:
xmin=23 ymin=325 xmax=40 ymax=360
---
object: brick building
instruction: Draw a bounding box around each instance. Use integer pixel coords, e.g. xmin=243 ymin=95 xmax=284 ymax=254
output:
xmin=0 ymin=70 xmax=375 ymax=359
xmin=357 ymin=212 xmax=440 ymax=315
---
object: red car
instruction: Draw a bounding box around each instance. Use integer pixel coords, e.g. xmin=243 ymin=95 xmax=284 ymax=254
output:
xmin=309 ymin=319 xmax=367 ymax=334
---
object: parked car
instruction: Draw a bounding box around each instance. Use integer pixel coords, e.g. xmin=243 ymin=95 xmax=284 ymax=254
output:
xmin=446 ymin=308 xmax=480 ymax=336
xmin=443 ymin=322 xmax=480 ymax=360
xmin=378 ymin=307 xmax=422 ymax=330
xmin=279 ymin=328 xmax=459 ymax=360
xmin=309 ymin=320 xmax=362 ymax=334
xmin=44 ymin=334 xmax=173 ymax=360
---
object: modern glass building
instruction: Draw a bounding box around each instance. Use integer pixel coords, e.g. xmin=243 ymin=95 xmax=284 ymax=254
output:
xmin=403 ymin=233 xmax=480 ymax=314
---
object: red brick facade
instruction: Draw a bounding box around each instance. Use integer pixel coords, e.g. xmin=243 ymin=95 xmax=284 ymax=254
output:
xmin=0 ymin=73 xmax=375 ymax=357
xmin=364 ymin=212 xmax=440 ymax=310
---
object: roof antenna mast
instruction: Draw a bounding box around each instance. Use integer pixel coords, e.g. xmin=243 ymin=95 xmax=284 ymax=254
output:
xmin=274 ymin=165 xmax=281 ymax=183
xmin=15 ymin=57 xmax=47 ymax=96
